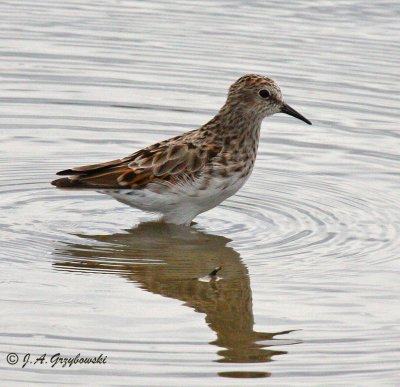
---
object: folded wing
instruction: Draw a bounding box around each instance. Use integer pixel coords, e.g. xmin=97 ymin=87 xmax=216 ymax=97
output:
xmin=51 ymin=141 xmax=214 ymax=189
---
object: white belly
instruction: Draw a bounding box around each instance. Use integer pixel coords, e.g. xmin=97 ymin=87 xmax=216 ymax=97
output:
xmin=100 ymin=173 xmax=248 ymax=225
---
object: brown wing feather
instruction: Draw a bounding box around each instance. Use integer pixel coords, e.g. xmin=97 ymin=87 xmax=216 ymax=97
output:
xmin=51 ymin=141 xmax=213 ymax=189
xmin=55 ymin=159 xmax=123 ymax=176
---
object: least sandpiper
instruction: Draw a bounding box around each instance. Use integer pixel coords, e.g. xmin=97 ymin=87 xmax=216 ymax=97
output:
xmin=52 ymin=74 xmax=311 ymax=225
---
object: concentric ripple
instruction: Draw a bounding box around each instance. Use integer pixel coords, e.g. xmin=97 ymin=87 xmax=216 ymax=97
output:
xmin=204 ymin=169 xmax=400 ymax=269
xmin=1 ymin=0 xmax=400 ymax=385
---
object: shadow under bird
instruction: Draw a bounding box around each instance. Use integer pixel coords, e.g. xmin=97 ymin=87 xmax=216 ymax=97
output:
xmin=52 ymin=74 xmax=311 ymax=225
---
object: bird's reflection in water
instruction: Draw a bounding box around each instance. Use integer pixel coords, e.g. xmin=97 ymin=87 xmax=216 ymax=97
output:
xmin=53 ymin=222 xmax=298 ymax=378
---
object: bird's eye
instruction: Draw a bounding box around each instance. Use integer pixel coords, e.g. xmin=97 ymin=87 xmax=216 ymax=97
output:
xmin=259 ymin=89 xmax=270 ymax=98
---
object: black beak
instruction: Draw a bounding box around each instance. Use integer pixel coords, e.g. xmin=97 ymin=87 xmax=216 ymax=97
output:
xmin=281 ymin=103 xmax=312 ymax=125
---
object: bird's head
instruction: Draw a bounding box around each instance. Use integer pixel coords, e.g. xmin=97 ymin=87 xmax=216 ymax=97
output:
xmin=226 ymin=74 xmax=311 ymax=125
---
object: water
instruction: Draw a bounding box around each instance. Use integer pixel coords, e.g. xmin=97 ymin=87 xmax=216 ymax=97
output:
xmin=1 ymin=0 xmax=399 ymax=385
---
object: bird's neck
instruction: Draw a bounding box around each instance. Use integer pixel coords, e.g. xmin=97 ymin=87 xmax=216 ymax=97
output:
xmin=201 ymin=105 xmax=263 ymax=148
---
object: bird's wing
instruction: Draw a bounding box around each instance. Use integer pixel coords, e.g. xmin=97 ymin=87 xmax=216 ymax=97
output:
xmin=51 ymin=141 xmax=220 ymax=189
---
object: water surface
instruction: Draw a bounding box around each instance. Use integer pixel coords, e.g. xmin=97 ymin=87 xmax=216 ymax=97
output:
xmin=1 ymin=0 xmax=399 ymax=385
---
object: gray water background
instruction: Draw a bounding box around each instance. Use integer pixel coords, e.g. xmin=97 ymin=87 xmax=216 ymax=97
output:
xmin=0 ymin=0 xmax=399 ymax=385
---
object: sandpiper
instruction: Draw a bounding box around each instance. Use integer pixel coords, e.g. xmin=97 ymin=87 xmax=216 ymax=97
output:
xmin=52 ymin=74 xmax=311 ymax=225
